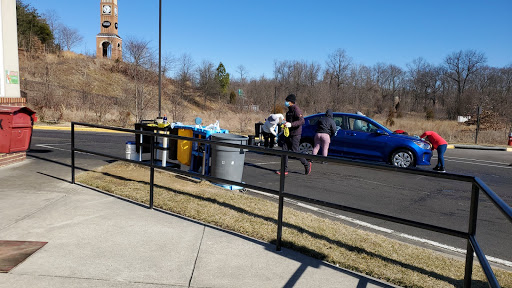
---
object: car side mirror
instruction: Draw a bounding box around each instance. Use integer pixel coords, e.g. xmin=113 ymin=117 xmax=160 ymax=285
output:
xmin=374 ymin=129 xmax=388 ymax=136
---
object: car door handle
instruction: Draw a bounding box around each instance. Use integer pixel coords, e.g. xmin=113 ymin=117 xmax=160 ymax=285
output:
xmin=347 ymin=132 xmax=357 ymax=136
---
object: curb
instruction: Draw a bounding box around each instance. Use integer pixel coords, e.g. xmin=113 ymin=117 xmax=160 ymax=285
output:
xmin=448 ymin=144 xmax=512 ymax=152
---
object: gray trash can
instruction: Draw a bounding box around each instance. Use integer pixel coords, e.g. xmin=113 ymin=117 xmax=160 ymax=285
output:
xmin=211 ymin=134 xmax=248 ymax=182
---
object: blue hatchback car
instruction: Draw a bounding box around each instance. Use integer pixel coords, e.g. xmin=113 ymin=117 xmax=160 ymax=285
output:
xmin=299 ymin=112 xmax=432 ymax=168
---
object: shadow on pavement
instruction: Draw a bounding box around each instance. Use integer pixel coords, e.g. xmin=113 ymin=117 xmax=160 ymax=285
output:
xmin=71 ymin=168 xmax=470 ymax=287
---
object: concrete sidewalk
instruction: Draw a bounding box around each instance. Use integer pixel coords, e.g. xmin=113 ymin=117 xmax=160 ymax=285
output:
xmin=0 ymin=158 xmax=396 ymax=287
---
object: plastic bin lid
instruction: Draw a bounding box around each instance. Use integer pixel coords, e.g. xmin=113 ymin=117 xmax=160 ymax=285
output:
xmin=174 ymin=124 xmax=229 ymax=137
xmin=0 ymin=106 xmax=36 ymax=115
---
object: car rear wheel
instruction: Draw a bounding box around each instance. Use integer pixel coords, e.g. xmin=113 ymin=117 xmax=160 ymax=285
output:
xmin=299 ymin=139 xmax=314 ymax=154
xmin=391 ymin=149 xmax=415 ymax=168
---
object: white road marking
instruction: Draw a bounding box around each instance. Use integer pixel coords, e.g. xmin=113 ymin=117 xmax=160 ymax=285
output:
xmin=445 ymin=159 xmax=511 ymax=169
xmin=38 ymin=142 xmax=72 ymax=146
xmin=36 ymin=144 xmax=92 ymax=155
xmin=250 ymin=162 xmax=281 ymax=165
xmin=444 ymin=156 xmax=510 ymax=166
xmin=248 ymin=189 xmax=512 ymax=267
xmin=36 ymin=144 xmax=69 ymax=152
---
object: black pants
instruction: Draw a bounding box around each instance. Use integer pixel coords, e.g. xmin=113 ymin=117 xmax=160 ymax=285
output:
xmin=261 ymin=131 xmax=275 ymax=148
xmin=282 ymin=134 xmax=307 ymax=171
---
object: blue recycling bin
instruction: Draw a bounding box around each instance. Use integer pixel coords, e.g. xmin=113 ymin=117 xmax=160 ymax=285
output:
xmin=173 ymin=125 xmax=229 ymax=175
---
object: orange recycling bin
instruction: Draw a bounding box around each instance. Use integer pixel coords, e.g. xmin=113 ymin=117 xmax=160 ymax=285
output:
xmin=0 ymin=106 xmax=37 ymax=153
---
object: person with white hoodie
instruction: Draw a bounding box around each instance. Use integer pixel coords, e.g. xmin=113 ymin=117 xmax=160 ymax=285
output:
xmin=261 ymin=113 xmax=284 ymax=148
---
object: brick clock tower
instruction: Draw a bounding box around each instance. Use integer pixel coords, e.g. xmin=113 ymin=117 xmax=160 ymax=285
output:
xmin=96 ymin=0 xmax=122 ymax=60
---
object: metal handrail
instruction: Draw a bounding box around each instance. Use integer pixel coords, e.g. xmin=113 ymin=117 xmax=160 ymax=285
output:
xmin=474 ymin=177 xmax=512 ymax=223
xmin=70 ymin=122 xmax=511 ymax=288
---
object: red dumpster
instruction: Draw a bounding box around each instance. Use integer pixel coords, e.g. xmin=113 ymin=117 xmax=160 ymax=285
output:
xmin=0 ymin=106 xmax=37 ymax=153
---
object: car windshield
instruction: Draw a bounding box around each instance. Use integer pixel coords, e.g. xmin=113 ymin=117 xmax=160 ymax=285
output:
xmin=347 ymin=116 xmax=389 ymax=133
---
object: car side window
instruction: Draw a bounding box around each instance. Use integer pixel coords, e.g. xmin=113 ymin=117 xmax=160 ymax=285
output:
xmin=333 ymin=117 xmax=343 ymax=128
xmin=348 ymin=118 xmax=370 ymax=132
xmin=307 ymin=116 xmax=320 ymax=126
xmin=366 ymin=123 xmax=378 ymax=133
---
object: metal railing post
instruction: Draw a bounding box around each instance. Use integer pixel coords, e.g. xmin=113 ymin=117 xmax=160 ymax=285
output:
xmin=71 ymin=123 xmax=75 ymax=184
xmin=149 ymin=136 xmax=155 ymax=209
xmin=276 ymin=154 xmax=286 ymax=251
xmin=464 ymin=182 xmax=480 ymax=287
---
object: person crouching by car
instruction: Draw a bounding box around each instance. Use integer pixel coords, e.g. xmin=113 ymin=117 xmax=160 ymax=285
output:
xmin=261 ymin=113 xmax=284 ymax=148
xmin=277 ymin=94 xmax=312 ymax=175
xmin=420 ymin=131 xmax=448 ymax=172
xmin=312 ymin=109 xmax=337 ymax=160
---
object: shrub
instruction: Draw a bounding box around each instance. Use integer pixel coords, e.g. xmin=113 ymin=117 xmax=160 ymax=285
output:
xmin=426 ymin=108 xmax=435 ymax=120
xmin=229 ymin=91 xmax=237 ymax=104
xmin=385 ymin=108 xmax=395 ymax=127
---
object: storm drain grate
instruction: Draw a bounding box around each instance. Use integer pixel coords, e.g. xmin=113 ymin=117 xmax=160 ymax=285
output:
xmin=0 ymin=240 xmax=47 ymax=273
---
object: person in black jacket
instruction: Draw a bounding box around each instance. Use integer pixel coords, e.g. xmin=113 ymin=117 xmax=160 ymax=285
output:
xmin=276 ymin=94 xmax=312 ymax=175
xmin=312 ymin=109 xmax=337 ymax=158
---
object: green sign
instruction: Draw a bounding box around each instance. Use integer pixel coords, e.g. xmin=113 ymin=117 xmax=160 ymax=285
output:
xmin=6 ymin=71 xmax=19 ymax=84
xmin=238 ymin=89 xmax=244 ymax=97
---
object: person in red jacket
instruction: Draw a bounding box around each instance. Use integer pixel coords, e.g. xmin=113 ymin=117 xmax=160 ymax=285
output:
xmin=420 ymin=131 xmax=448 ymax=172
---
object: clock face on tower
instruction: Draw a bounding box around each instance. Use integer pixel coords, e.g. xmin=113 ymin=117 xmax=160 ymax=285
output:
xmin=114 ymin=7 xmax=118 ymax=16
xmin=102 ymin=5 xmax=112 ymax=15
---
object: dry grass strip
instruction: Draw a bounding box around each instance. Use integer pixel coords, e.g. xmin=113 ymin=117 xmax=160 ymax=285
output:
xmin=76 ymin=162 xmax=512 ymax=288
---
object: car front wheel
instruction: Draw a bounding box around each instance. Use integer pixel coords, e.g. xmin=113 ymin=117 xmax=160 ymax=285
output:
xmin=299 ymin=139 xmax=314 ymax=154
xmin=391 ymin=149 xmax=415 ymax=168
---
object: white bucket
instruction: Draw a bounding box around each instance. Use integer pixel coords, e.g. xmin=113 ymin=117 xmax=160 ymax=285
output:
xmin=126 ymin=141 xmax=138 ymax=161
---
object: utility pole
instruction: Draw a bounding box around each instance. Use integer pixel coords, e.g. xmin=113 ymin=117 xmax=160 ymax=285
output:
xmin=475 ymin=106 xmax=482 ymax=144
xmin=158 ymin=0 xmax=162 ymax=117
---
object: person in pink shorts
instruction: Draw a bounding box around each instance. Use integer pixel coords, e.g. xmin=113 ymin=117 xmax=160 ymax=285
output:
xmin=312 ymin=109 xmax=337 ymax=162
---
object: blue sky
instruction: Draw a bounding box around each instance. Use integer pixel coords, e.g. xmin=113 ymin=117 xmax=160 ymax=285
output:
xmin=24 ymin=0 xmax=512 ymax=79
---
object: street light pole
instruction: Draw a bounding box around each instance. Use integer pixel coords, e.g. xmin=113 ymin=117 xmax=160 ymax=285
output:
xmin=158 ymin=0 xmax=162 ymax=117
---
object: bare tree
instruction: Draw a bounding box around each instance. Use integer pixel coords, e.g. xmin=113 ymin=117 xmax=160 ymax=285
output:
xmin=42 ymin=10 xmax=59 ymax=32
xmin=176 ymin=54 xmax=196 ymax=84
xmin=325 ymin=48 xmax=352 ymax=105
xmin=197 ymin=60 xmax=217 ymax=107
xmin=272 ymin=60 xmax=323 ymax=112
xmin=407 ymin=58 xmax=443 ymax=111
xmin=58 ymin=25 xmax=83 ymax=51
xmin=123 ymin=37 xmax=156 ymax=122
xmin=161 ymin=52 xmax=177 ymax=77
xmin=170 ymin=54 xmax=195 ymax=117
xmin=444 ymin=50 xmax=487 ymax=116
xmin=42 ymin=9 xmax=61 ymax=51
xmin=236 ymin=65 xmax=248 ymax=84
xmin=347 ymin=64 xmax=373 ymax=110
xmin=379 ymin=64 xmax=404 ymax=108
xmin=274 ymin=60 xmax=292 ymax=86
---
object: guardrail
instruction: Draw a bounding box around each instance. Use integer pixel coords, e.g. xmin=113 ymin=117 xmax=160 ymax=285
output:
xmin=70 ymin=122 xmax=512 ymax=288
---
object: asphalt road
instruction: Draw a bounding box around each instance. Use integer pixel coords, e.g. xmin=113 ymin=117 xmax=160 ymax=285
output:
xmin=27 ymin=129 xmax=512 ymax=265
